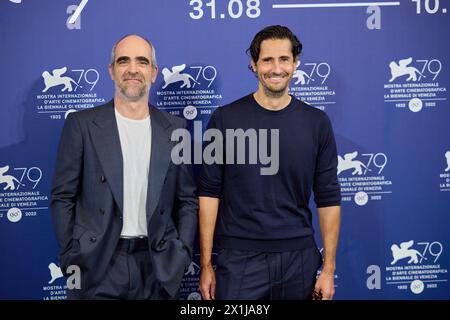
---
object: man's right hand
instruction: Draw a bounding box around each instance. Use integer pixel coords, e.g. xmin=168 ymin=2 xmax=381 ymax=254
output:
xmin=199 ymin=264 xmax=216 ymax=300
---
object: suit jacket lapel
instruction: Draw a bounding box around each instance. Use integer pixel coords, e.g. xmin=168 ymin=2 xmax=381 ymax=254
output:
xmin=87 ymin=102 xmax=173 ymax=221
xmin=89 ymin=101 xmax=124 ymax=215
xmin=147 ymin=105 xmax=173 ymax=221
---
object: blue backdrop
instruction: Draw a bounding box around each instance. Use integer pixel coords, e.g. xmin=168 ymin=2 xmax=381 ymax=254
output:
xmin=1 ymin=0 xmax=449 ymax=300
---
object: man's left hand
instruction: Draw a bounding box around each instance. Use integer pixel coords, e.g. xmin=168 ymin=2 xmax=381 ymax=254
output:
xmin=313 ymin=271 xmax=335 ymax=300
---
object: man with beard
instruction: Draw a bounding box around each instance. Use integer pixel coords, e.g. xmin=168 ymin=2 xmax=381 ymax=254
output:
xmin=51 ymin=35 xmax=198 ymax=299
xmin=198 ymin=25 xmax=341 ymax=300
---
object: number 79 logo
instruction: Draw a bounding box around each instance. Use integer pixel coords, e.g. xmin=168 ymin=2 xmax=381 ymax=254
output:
xmin=293 ymin=62 xmax=331 ymax=85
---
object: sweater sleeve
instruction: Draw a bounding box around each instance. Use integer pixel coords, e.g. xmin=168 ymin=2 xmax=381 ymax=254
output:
xmin=198 ymin=108 xmax=224 ymax=198
xmin=313 ymin=113 xmax=341 ymax=208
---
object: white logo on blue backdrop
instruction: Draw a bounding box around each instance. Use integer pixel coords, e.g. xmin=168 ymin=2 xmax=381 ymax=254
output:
xmin=337 ymin=151 xmax=371 ymax=176
xmin=293 ymin=61 xmax=314 ymax=85
xmin=383 ymin=57 xmax=446 ymax=112
xmin=389 ymin=57 xmax=425 ymax=82
xmin=439 ymin=151 xmax=450 ymax=192
xmin=185 ymin=261 xmax=200 ymax=276
xmin=162 ymin=64 xmax=200 ymax=89
xmin=7 ymin=207 xmax=22 ymax=223
xmin=0 ymin=165 xmax=48 ymax=220
xmin=390 ymin=240 xmax=427 ymax=265
xmin=0 ymin=165 xmax=24 ymax=191
xmin=156 ymin=63 xmax=222 ymax=119
xmin=48 ymin=262 xmax=64 ymax=284
xmin=42 ymin=67 xmax=82 ymax=93
xmin=385 ymin=240 xmax=447 ymax=294
xmin=337 ymin=151 xmax=392 ymax=206
xmin=289 ymin=61 xmax=335 ymax=110
xmin=183 ymin=105 xmax=198 ymax=120
xmin=445 ymin=151 xmax=450 ymax=172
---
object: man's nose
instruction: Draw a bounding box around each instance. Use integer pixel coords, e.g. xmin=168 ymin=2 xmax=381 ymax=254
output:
xmin=272 ymin=60 xmax=282 ymax=73
xmin=127 ymin=61 xmax=138 ymax=73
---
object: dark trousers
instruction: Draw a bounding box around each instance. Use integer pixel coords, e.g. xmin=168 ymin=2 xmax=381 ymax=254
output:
xmin=68 ymin=238 xmax=172 ymax=300
xmin=215 ymin=246 xmax=322 ymax=300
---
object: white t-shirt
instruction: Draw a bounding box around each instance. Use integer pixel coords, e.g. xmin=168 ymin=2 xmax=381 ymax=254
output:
xmin=115 ymin=109 xmax=151 ymax=238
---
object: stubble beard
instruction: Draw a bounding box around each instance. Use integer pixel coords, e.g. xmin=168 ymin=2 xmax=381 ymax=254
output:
xmin=116 ymin=81 xmax=149 ymax=102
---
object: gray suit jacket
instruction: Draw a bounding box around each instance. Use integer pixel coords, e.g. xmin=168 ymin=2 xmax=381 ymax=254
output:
xmin=51 ymin=101 xmax=198 ymax=298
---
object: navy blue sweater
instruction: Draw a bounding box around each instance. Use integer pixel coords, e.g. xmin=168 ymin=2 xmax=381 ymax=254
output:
xmin=198 ymin=94 xmax=341 ymax=251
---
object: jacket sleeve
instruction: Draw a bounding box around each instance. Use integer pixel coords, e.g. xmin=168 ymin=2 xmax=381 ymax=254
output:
xmin=174 ymin=118 xmax=199 ymax=258
xmin=50 ymin=113 xmax=83 ymax=255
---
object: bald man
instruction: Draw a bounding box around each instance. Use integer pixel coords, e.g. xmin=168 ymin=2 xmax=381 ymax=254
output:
xmin=51 ymin=35 xmax=198 ymax=299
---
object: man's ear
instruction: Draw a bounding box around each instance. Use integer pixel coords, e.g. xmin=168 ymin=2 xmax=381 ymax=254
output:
xmin=151 ymin=65 xmax=158 ymax=84
xmin=108 ymin=64 xmax=114 ymax=80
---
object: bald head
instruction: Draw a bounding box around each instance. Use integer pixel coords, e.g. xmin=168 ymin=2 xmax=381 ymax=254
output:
xmin=110 ymin=34 xmax=157 ymax=68
xmin=108 ymin=34 xmax=158 ymax=102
